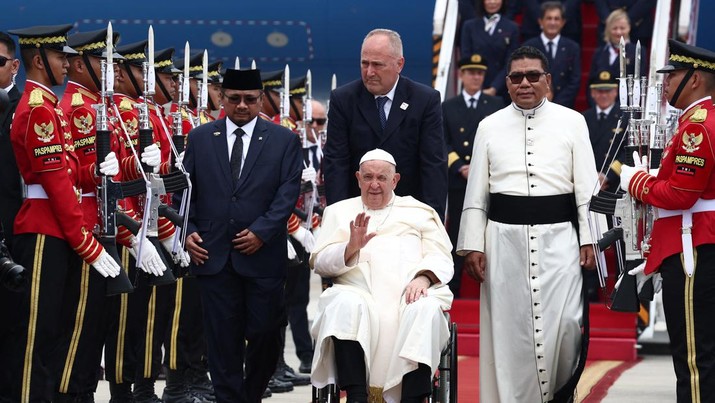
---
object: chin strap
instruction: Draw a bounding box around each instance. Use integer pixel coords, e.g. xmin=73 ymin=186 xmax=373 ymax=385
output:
xmin=84 ymin=54 xmax=102 ymax=92
xmin=125 ymin=63 xmax=143 ymax=97
xmin=669 ymin=68 xmax=695 ymax=107
xmin=156 ymin=75 xmax=172 ymax=104
xmin=39 ymin=49 xmax=58 ymax=87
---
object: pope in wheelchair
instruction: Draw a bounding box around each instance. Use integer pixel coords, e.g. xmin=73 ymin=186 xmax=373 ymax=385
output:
xmin=309 ymin=149 xmax=454 ymax=403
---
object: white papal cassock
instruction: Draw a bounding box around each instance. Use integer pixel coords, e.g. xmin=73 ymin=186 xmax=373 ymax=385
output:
xmin=457 ymin=99 xmax=603 ymax=402
xmin=309 ymin=195 xmax=454 ymax=403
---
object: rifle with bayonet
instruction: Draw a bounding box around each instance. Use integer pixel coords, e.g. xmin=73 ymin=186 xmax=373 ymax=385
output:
xmin=93 ymin=22 xmax=134 ymax=296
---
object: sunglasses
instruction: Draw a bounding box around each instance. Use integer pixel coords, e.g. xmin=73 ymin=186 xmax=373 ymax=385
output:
xmin=507 ymin=71 xmax=547 ymax=84
xmin=312 ymin=118 xmax=327 ymax=125
xmin=223 ymin=94 xmax=261 ymax=105
xmin=0 ymin=56 xmax=14 ymax=67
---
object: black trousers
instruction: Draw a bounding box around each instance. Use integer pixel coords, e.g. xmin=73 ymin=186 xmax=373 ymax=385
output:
xmin=0 ymin=234 xmax=81 ymax=402
xmin=163 ymin=275 xmax=207 ymax=372
xmin=55 ymin=261 xmax=110 ymax=396
xmin=104 ymin=247 xmax=142 ymax=385
xmin=283 ymin=239 xmax=314 ymax=362
xmin=133 ymin=276 xmax=174 ymax=381
xmin=661 ymin=244 xmax=715 ymax=402
xmin=104 ymin=247 xmax=173 ymax=385
xmin=197 ymin=266 xmax=286 ymax=403
xmin=332 ymin=338 xmax=432 ymax=401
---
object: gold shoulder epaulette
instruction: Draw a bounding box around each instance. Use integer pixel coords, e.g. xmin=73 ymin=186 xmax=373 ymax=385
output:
xmin=119 ymin=98 xmax=134 ymax=112
xmin=691 ymin=108 xmax=707 ymax=123
xmin=28 ymin=88 xmax=43 ymax=107
xmin=71 ymin=92 xmax=84 ymax=107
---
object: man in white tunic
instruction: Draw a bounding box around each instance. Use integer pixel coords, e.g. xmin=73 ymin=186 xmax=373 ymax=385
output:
xmin=310 ymin=149 xmax=454 ymax=403
xmin=457 ymin=46 xmax=601 ymax=403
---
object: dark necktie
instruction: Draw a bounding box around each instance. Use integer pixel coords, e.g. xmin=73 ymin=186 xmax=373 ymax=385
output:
xmin=599 ymin=112 xmax=607 ymax=121
xmin=547 ymin=41 xmax=554 ymax=60
xmin=469 ymin=97 xmax=477 ymax=110
xmin=230 ymin=128 xmax=245 ymax=181
xmin=376 ymin=96 xmax=388 ymax=130
xmin=309 ymin=145 xmax=320 ymax=169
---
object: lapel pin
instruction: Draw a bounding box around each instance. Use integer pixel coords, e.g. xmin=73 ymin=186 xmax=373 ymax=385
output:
xmin=213 ymin=131 xmax=220 ymax=136
xmin=258 ymin=137 xmax=263 ymax=141
xmin=400 ymin=102 xmax=409 ymax=110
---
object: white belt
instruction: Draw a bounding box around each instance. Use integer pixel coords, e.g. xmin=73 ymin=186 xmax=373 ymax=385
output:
xmin=82 ymin=192 xmax=96 ymax=197
xmin=25 ymin=184 xmax=82 ymax=203
xmin=655 ymin=198 xmax=715 ymax=276
xmin=26 ymin=184 xmax=48 ymax=199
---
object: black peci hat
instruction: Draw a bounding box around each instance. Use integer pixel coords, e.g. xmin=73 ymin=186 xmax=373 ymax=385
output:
xmin=657 ymin=39 xmax=715 ymax=74
xmin=223 ymin=69 xmax=263 ymax=91
xmin=8 ymin=24 xmax=77 ymax=54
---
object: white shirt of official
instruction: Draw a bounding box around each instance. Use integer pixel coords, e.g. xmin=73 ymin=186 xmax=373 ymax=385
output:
xmin=226 ymin=116 xmax=257 ymax=172
xmin=462 ymin=89 xmax=482 ymax=108
xmin=374 ymin=76 xmax=400 ymax=121
xmin=540 ymin=33 xmax=561 ymax=59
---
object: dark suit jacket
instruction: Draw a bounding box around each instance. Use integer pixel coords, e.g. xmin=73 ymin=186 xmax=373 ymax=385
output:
xmin=442 ymin=92 xmax=504 ymax=191
xmin=583 ymin=105 xmax=625 ymax=192
xmin=323 ymin=76 xmax=448 ymax=219
xmin=460 ymin=16 xmax=520 ymax=96
xmin=523 ymin=36 xmax=581 ymax=108
xmin=0 ymin=86 xmax=22 ymax=246
xmin=507 ymin=0 xmax=583 ymax=43
xmin=180 ymin=117 xmax=302 ymax=277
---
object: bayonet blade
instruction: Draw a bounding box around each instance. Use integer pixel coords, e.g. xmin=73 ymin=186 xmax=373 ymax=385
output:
xmin=147 ymin=26 xmax=155 ymax=96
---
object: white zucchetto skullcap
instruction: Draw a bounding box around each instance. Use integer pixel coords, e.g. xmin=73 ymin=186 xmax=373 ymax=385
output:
xmin=359 ymin=148 xmax=396 ymax=166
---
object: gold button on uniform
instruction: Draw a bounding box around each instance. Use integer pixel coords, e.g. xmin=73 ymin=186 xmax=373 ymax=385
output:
xmin=459 ymin=127 xmax=465 ymax=133
xmin=465 ymin=155 xmax=471 ymax=161
xmin=463 ymin=141 xmax=469 ymax=147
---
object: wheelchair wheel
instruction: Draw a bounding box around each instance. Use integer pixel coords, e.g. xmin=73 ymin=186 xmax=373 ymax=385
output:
xmin=312 ymin=384 xmax=339 ymax=403
xmin=431 ymin=321 xmax=458 ymax=402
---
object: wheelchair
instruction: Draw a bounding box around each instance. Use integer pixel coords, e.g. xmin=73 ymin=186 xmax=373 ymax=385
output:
xmin=311 ymin=314 xmax=458 ymax=403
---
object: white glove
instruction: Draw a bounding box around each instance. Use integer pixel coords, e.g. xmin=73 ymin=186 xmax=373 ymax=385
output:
xmin=311 ymin=226 xmax=321 ymax=245
xmin=128 ymin=235 xmax=166 ymax=276
xmin=161 ymin=234 xmax=190 ymax=268
xmin=141 ymin=144 xmax=161 ymax=168
xmin=619 ymin=151 xmax=648 ymax=193
xmin=628 ymin=261 xmax=663 ymax=295
xmin=291 ymin=226 xmax=316 ymax=253
xmin=301 ymin=167 xmax=317 ymax=183
xmin=99 ymin=151 xmax=119 ymax=177
xmin=174 ymin=151 xmax=185 ymax=170
xmin=287 ymin=238 xmax=297 ymax=260
xmin=90 ymin=250 xmax=121 ymax=278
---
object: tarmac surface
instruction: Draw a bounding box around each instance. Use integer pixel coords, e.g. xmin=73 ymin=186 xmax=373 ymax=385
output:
xmin=93 ymin=274 xmax=680 ymax=402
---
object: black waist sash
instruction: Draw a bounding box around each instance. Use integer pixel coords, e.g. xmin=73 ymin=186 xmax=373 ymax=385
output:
xmin=487 ymin=193 xmax=577 ymax=225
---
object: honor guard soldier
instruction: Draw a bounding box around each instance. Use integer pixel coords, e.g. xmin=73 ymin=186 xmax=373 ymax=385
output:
xmin=260 ymin=69 xmax=286 ymax=122
xmin=203 ymin=60 xmax=223 ymax=120
xmin=619 ymin=39 xmax=715 ymax=402
xmin=104 ymin=39 xmax=169 ymax=403
xmin=132 ymin=46 xmax=190 ymax=403
xmin=171 ymin=50 xmax=201 ymax=134
xmin=163 ymin=51 xmax=217 ymax=403
xmin=0 ymin=24 xmax=121 ymax=403
xmin=441 ymin=53 xmax=503 ymax=297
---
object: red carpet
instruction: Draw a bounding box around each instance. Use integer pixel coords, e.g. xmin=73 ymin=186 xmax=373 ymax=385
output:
xmin=456 ymin=356 xmax=637 ymax=402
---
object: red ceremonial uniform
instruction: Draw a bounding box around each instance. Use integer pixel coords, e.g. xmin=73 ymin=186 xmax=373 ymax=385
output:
xmin=10 ymin=81 xmax=103 ymax=264
xmin=628 ymin=97 xmax=715 ymax=274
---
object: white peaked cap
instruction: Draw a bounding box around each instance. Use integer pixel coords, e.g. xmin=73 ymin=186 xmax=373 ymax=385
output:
xmin=359 ymin=148 xmax=396 ymax=166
